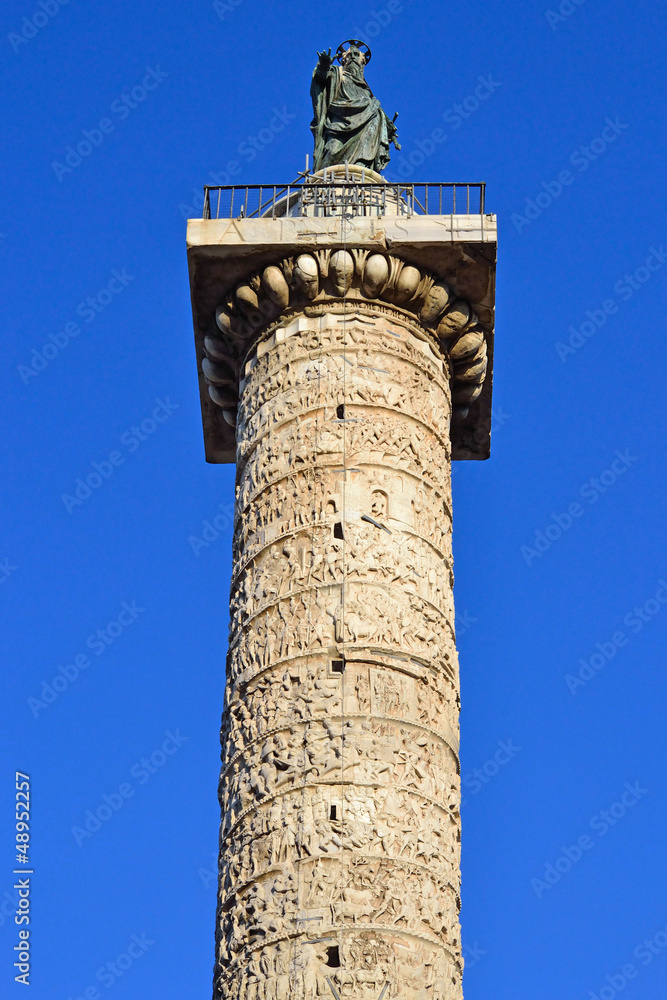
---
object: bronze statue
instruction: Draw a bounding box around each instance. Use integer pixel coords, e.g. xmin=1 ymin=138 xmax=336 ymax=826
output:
xmin=310 ymin=40 xmax=401 ymax=173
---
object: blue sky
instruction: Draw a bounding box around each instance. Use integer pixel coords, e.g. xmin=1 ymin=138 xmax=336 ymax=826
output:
xmin=1 ymin=0 xmax=667 ymax=997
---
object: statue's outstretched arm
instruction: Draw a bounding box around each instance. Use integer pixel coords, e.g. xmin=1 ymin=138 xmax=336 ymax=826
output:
xmin=313 ymin=48 xmax=333 ymax=82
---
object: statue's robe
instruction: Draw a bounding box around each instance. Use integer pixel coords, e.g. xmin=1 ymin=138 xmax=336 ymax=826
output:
xmin=310 ymin=60 xmax=392 ymax=172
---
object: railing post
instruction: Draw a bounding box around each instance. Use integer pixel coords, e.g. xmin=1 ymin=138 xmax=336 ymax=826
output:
xmin=203 ymin=186 xmax=210 ymax=220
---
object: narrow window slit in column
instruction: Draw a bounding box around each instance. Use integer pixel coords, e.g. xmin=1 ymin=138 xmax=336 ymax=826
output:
xmin=326 ymin=946 xmax=341 ymax=968
xmin=333 ymin=522 xmax=344 ymax=539
xmin=334 ymin=403 xmax=358 ymax=423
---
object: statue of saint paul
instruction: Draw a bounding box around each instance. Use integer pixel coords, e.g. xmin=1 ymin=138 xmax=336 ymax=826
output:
xmin=310 ymin=40 xmax=400 ymax=173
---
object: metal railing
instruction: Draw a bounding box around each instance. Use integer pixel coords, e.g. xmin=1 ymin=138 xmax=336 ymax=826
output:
xmin=202 ymin=180 xmax=486 ymax=220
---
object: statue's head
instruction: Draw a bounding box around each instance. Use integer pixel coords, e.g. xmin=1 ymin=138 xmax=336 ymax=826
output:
xmin=335 ymin=39 xmax=371 ymax=69
xmin=342 ymin=45 xmax=365 ymax=69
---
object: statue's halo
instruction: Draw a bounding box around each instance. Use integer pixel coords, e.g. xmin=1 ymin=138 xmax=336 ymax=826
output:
xmin=334 ymin=39 xmax=371 ymax=65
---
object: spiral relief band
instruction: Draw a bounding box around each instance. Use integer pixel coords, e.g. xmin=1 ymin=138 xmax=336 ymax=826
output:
xmin=214 ymin=306 xmax=462 ymax=1000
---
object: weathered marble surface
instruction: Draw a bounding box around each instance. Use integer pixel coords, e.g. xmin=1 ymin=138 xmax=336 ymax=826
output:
xmin=187 ymin=214 xmax=496 ymax=463
xmin=214 ymin=309 xmax=462 ymax=1000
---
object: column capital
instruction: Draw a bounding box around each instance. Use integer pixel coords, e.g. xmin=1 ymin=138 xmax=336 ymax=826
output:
xmin=187 ymin=213 xmax=496 ymax=463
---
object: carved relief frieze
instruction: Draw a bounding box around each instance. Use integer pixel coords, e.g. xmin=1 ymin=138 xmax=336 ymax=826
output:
xmin=236 ymin=411 xmax=450 ymax=508
xmin=202 ymin=249 xmax=488 ymax=433
xmin=220 ymin=660 xmax=459 ymax=774
xmin=218 ymin=716 xmax=459 ymax=821
xmin=232 ymin=470 xmax=452 ymax=567
xmin=229 ymin=521 xmax=454 ymax=632
xmin=219 ymin=783 xmax=461 ymax=884
xmin=214 ymin=311 xmax=463 ymax=1000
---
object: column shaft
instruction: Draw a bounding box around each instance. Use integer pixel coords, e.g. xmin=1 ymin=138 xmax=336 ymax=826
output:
xmin=215 ymin=304 xmax=462 ymax=1000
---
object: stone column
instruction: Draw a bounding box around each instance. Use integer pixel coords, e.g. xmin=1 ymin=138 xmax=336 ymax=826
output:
xmin=219 ymin=302 xmax=460 ymax=998
xmin=187 ymin=185 xmax=496 ymax=1000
